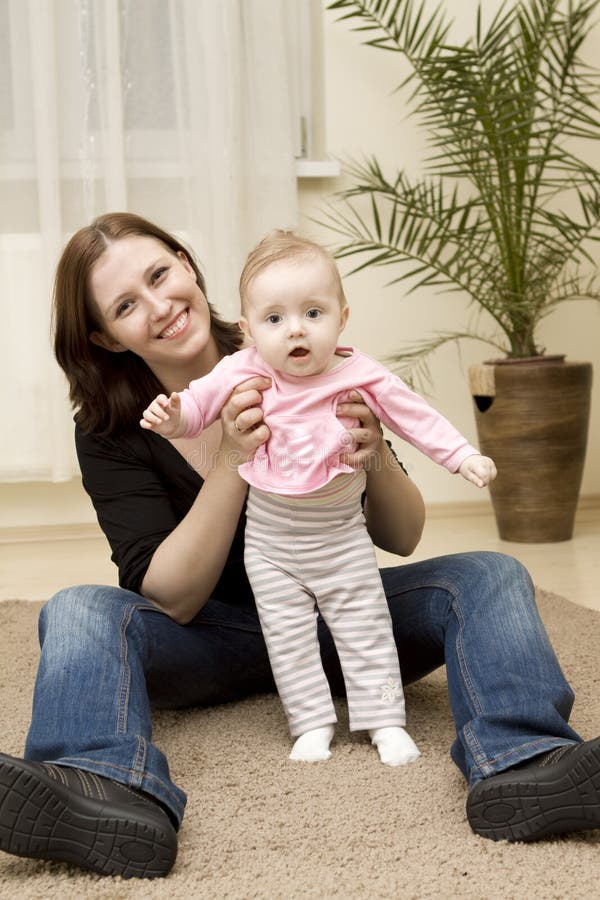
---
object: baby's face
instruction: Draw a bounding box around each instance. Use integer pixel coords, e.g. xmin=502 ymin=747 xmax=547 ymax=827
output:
xmin=239 ymin=253 xmax=348 ymax=377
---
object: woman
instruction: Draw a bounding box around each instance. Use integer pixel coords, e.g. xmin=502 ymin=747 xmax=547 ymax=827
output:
xmin=0 ymin=212 xmax=598 ymax=880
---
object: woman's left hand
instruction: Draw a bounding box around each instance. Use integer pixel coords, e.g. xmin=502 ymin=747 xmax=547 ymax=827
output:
xmin=336 ymin=390 xmax=384 ymax=469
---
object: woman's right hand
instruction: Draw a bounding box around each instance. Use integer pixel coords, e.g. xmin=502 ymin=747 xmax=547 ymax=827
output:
xmin=219 ymin=375 xmax=271 ymax=463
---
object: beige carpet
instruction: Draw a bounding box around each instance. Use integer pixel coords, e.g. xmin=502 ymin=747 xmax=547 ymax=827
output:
xmin=0 ymin=590 xmax=599 ymax=900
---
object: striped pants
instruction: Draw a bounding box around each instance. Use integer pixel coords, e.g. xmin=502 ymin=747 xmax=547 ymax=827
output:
xmin=244 ymin=473 xmax=406 ymax=737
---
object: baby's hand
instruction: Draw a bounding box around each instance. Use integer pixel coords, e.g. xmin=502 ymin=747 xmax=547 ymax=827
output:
xmin=459 ymin=454 xmax=497 ymax=488
xmin=140 ymin=392 xmax=185 ymax=438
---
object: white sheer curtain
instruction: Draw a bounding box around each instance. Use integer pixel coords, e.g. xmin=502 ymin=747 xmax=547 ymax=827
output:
xmin=0 ymin=0 xmax=299 ymax=482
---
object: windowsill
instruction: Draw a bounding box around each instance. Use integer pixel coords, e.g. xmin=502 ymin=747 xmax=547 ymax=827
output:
xmin=295 ymin=158 xmax=341 ymax=178
xmin=2 ymin=158 xmax=343 ymax=181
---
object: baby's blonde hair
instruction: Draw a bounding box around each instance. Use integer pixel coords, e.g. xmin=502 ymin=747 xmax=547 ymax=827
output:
xmin=239 ymin=230 xmax=347 ymax=312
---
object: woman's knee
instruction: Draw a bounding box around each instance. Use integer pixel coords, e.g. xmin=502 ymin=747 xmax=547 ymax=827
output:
xmin=456 ymin=551 xmax=532 ymax=594
xmin=479 ymin=551 xmax=534 ymax=601
xmin=448 ymin=551 xmax=539 ymax=638
xmin=39 ymin=584 xmax=148 ymax=647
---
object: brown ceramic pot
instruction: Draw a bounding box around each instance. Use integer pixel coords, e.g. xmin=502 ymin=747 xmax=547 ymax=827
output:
xmin=468 ymin=358 xmax=593 ymax=542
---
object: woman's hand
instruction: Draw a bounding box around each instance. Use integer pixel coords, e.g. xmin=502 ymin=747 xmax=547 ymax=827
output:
xmin=219 ymin=375 xmax=271 ymax=463
xmin=336 ymin=390 xmax=385 ymax=469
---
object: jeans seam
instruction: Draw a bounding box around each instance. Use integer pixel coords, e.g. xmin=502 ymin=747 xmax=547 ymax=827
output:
xmin=464 ymin=721 xmax=488 ymax=774
xmin=453 ymin=593 xmax=491 ymax=776
xmin=132 ymin=736 xmax=147 ymax=784
xmin=117 ymin=604 xmax=135 ymax=735
xmin=117 ymin=606 xmax=153 ymax=784
xmin=452 ymin=599 xmax=484 ymax=719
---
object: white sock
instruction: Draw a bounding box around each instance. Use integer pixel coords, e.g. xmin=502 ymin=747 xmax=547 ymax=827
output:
xmin=289 ymin=725 xmax=335 ymax=762
xmin=369 ymin=727 xmax=420 ymax=767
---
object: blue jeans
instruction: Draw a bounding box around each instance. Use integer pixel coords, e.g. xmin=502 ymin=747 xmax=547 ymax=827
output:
xmin=24 ymin=552 xmax=580 ymax=826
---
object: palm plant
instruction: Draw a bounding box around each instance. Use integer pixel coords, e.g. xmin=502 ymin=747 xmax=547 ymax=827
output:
xmin=323 ymin=0 xmax=600 ymax=387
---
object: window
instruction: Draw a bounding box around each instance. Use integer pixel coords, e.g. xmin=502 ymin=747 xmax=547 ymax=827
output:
xmin=287 ymin=0 xmax=340 ymax=177
xmin=0 ymin=0 xmax=338 ymax=191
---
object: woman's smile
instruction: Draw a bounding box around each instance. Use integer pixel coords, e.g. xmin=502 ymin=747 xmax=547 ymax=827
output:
xmin=158 ymin=309 xmax=190 ymax=340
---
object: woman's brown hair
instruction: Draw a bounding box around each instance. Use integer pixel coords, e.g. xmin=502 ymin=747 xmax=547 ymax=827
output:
xmin=53 ymin=212 xmax=243 ymax=436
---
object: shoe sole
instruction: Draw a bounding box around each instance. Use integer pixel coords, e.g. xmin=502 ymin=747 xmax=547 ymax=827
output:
xmin=0 ymin=757 xmax=176 ymax=877
xmin=467 ymin=738 xmax=600 ymax=842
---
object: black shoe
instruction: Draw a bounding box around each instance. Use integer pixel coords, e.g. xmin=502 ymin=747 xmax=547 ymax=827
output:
xmin=466 ymin=737 xmax=600 ymax=842
xmin=0 ymin=752 xmax=177 ymax=877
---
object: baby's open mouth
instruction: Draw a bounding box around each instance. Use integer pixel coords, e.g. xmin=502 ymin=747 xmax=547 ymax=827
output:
xmin=290 ymin=348 xmax=309 ymax=357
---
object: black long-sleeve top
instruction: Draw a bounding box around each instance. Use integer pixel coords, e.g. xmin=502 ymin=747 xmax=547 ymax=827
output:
xmin=75 ymin=424 xmax=254 ymax=608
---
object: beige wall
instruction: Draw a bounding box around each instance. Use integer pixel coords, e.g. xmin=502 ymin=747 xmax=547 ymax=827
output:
xmin=298 ymin=2 xmax=600 ymax=506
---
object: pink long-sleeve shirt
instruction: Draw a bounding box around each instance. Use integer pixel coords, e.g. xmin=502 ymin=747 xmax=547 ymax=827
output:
xmin=180 ymin=345 xmax=478 ymax=495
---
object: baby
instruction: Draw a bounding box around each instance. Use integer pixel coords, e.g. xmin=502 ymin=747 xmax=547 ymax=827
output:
xmin=141 ymin=231 xmax=496 ymax=766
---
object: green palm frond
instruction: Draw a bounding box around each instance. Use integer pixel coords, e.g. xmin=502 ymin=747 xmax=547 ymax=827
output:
xmin=327 ymin=0 xmax=451 ymax=56
xmin=385 ymin=330 xmax=508 ymax=391
xmin=323 ymin=0 xmax=600 ymax=383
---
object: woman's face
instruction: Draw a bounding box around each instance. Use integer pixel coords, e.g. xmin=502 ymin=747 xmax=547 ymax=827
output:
xmin=88 ymin=235 xmax=216 ymax=380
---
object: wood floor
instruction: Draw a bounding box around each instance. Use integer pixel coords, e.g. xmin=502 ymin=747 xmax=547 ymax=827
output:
xmin=1 ymin=502 xmax=598 ymax=612
xmin=378 ymin=502 xmax=600 ymax=612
